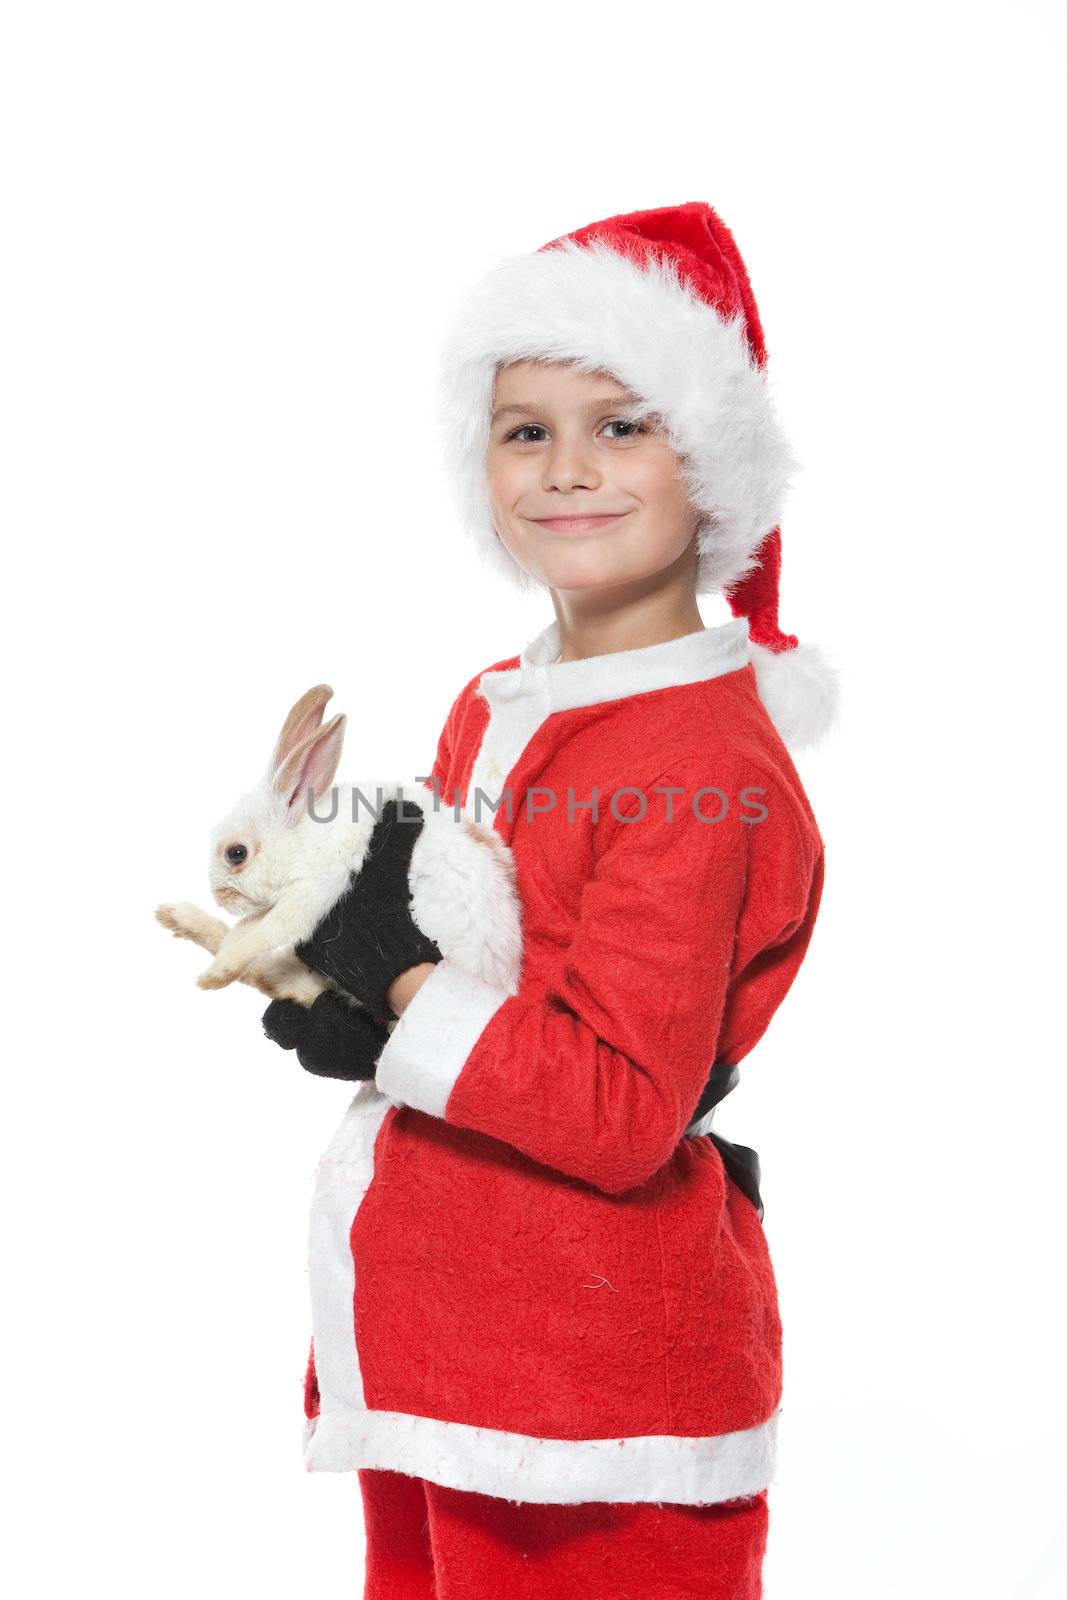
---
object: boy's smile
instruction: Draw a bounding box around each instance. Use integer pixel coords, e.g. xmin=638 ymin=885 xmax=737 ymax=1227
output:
xmin=529 ymin=511 xmax=632 ymax=536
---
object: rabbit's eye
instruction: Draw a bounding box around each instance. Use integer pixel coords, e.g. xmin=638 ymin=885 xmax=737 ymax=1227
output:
xmin=225 ymin=844 xmax=248 ymax=866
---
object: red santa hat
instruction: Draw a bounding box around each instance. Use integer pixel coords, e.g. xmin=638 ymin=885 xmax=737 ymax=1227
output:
xmin=436 ymin=199 xmax=839 ymax=750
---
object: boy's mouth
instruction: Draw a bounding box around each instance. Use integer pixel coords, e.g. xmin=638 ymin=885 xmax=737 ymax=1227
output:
xmin=529 ymin=513 xmax=629 ymax=534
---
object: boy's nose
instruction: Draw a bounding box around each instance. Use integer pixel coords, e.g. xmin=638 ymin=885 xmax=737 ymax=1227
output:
xmin=542 ymin=441 xmax=601 ymax=493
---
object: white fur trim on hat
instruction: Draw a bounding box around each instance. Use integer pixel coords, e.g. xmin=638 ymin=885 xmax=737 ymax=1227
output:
xmin=436 ymin=237 xmax=798 ymax=597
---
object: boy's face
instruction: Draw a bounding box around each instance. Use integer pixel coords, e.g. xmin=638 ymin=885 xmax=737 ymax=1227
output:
xmin=485 ymin=359 xmax=699 ymax=593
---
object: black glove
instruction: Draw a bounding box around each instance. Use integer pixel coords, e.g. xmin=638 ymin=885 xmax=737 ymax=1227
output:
xmin=292 ymin=797 xmax=443 ymax=1019
xmin=262 ymin=989 xmax=391 ymax=1081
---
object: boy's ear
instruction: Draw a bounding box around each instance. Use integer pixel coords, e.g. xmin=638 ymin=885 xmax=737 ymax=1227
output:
xmin=269 ymin=684 xmax=334 ymax=777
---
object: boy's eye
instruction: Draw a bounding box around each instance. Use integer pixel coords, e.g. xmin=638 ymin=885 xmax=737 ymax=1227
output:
xmin=503 ymin=418 xmax=646 ymax=444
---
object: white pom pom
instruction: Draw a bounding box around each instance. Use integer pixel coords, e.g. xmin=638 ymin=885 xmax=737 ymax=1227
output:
xmin=749 ymin=640 xmax=841 ymax=751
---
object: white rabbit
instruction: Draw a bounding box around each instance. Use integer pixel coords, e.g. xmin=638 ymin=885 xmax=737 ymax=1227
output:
xmin=167 ymin=683 xmax=523 ymax=1001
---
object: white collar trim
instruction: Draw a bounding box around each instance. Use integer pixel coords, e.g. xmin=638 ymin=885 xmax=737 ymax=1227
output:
xmin=476 ymin=616 xmax=751 ymax=715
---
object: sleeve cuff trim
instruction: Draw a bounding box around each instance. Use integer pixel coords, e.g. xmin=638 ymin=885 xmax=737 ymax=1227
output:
xmin=374 ymin=959 xmax=509 ymax=1117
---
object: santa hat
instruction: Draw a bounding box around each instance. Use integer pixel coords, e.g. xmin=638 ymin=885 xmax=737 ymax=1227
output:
xmin=436 ymin=199 xmax=839 ymax=751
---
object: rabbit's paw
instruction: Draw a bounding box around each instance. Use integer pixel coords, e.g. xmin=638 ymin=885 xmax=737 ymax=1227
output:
xmin=156 ymin=902 xmax=200 ymax=939
xmin=197 ymin=948 xmax=251 ymax=989
xmin=196 ymin=957 xmax=241 ymax=990
xmin=157 ymin=901 xmax=231 ymax=951
xmin=197 ymin=922 xmax=276 ymax=988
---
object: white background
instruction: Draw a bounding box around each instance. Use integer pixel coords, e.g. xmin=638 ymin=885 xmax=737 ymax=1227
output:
xmin=3 ymin=3 xmax=1065 ymax=1595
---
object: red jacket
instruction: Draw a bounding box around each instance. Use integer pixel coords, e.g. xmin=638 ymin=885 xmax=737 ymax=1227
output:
xmin=302 ymin=616 xmax=825 ymax=1505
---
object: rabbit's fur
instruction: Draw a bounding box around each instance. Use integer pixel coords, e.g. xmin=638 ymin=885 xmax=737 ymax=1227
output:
xmin=157 ymin=684 xmax=523 ymax=1004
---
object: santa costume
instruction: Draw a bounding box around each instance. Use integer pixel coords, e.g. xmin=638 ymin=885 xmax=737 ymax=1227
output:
xmin=293 ymin=201 xmax=837 ymax=1595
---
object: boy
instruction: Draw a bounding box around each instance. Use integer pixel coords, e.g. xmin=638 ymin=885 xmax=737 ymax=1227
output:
xmin=264 ymin=200 xmax=838 ymax=1598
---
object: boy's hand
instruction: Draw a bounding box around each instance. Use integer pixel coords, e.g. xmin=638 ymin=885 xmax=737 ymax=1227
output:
xmin=262 ymin=990 xmax=391 ymax=1081
xmin=292 ymin=798 xmax=443 ymax=1018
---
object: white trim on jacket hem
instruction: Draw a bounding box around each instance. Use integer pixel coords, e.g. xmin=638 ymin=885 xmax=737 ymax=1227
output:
xmin=374 ymin=959 xmax=509 ymax=1118
xmin=307 ymin=1085 xmax=393 ymax=1431
xmin=304 ymin=1405 xmax=778 ymax=1506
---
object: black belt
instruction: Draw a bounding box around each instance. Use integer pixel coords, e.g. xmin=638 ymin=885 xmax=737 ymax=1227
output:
xmin=685 ymin=1061 xmax=764 ymax=1222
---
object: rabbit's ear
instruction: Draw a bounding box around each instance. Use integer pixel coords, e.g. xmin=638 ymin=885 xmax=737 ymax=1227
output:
xmin=269 ymin=684 xmax=334 ymax=776
xmin=271 ymin=712 xmax=347 ymax=816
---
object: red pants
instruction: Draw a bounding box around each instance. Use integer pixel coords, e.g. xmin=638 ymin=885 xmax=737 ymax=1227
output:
xmin=358 ymin=1467 xmax=769 ymax=1600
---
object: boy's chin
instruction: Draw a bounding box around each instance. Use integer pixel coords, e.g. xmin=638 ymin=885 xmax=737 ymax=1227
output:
xmin=524 ymin=550 xmax=673 ymax=594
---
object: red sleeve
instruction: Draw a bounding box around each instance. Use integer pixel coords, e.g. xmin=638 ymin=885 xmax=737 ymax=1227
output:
xmin=419 ymin=676 xmax=472 ymax=806
xmin=422 ymin=709 xmax=454 ymax=802
xmin=716 ymin=787 xmax=826 ymax=1065
xmin=376 ymin=756 xmax=821 ymax=1195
